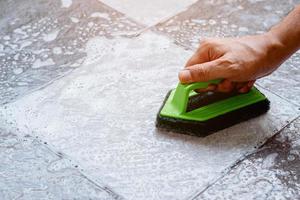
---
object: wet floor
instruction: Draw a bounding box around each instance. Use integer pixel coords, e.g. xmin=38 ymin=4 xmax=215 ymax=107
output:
xmin=0 ymin=0 xmax=300 ymax=199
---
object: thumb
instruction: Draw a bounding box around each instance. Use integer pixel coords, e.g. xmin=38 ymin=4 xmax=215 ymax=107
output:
xmin=178 ymin=59 xmax=227 ymax=83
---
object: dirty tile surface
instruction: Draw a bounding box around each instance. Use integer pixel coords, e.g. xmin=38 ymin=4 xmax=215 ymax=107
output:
xmin=100 ymin=0 xmax=197 ymax=25
xmin=257 ymin=51 xmax=300 ymax=107
xmin=0 ymin=128 xmax=120 ymax=200
xmin=154 ymin=0 xmax=300 ymax=106
xmin=1 ymin=32 xmax=299 ymax=200
xmin=193 ymin=117 xmax=300 ymax=200
xmin=1 ymin=0 xmax=300 ymax=199
xmin=155 ymin=0 xmax=300 ymax=48
xmin=0 ymin=0 xmax=143 ymax=105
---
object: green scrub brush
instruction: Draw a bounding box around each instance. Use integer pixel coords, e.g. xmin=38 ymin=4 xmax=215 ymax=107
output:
xmin=156 ymin=80 xmax=270 ymax=137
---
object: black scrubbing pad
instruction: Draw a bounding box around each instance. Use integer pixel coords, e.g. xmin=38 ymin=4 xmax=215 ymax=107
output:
xmin=156 ymin=90 xmax=270 ymax=137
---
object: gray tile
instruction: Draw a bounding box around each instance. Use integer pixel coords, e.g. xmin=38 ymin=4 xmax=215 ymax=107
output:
xmin=0 ymin=32 xmax=298 ymax=200
xmin=155 ymin=0 xmax=299 ymax=48
xmin=0 ymin=0 xmax=143 ymax=105
xmin=0 ymin=0 xmax=60 ymax=31
xmin=154 ymin=0 xmax=300 ymax=108
xmin=193 ymin=117 xmax=300 ymax=200
xmin=257 ymin=51 xmax=300 ymax=107
xmin=0 ymin=127 xmax=120 ymax=200
xmin=100 ymin=0 xmax=198 ymax=25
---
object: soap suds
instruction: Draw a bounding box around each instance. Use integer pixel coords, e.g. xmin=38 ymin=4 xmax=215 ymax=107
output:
xmin=19 ymin=41 xmax=32 ymax=49
xmin=208 ymin=19 xmax=217 ymax=25
xmin=13 ymin=68 xmax=23 ymax=75
xmin=3 ymin=36 xmax=10 ymax=40
xmin=13 ymin=28 xmax=27 ymax=36
xmin=70 ymin=17 xmax=79 ymax=23
xmin=43 ymin=30 xmax=60 ymax=42
xmin=90 ymin=12 xmax=110 ymax=20
xmin=32 ymin=58 xmax=55 ymax=69
xmin=0 ymin=32 xmax=297 ymax=200
xmin=88 ymin=22 xmax=94 ymax=27
xmin=13 ymin=54 xmax=20 ymax=60
xmin=191 ymin=19 xmax=206 ymax=25
xmin=61 ymin=0 xmax=72 ymax=8
xmin=238 ymin=27 xmax=249 ymax=32
xmin=52 ymin=47 xmax=63 ymax=55
xmin=84 ymin=37 xmax=114 ymax=65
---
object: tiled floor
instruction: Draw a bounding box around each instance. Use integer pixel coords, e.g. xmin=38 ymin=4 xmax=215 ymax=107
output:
xmin=154 ymin=0 xmax=300 ymax=106
xmin=0 ymin=128 xmax=120 ymax=200
xmin=0 ymin=0 xmax=299 ymax=199
xmin=194 ymin=117 xmax=300 ymax=200
xmin=100 ymin=0 xmax=198 ymax=25
xmin=0 ymin=0 xmax=143 ymax=105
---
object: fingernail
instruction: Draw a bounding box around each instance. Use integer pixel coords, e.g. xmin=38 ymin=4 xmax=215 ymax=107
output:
xmin=179 ymin=70 xmax=192 ymax=83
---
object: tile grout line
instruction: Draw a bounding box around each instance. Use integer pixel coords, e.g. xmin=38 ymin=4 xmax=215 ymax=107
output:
xmin=68 ymin=3 xmax=299 ymax=199
xmin=2 ymin=125 xmax=124 ymax=198
xmin=0 ymin=2 xmax=177 ymax=198
xmin=256 ymin=83 xmax=300 ymax=108
xmin=184 ymin=115 xmax=300 ymax=200
xmin=129 ymin=3 xmax=197 ymax=37
xmin=3 ymin=2 xmax=298 ymax=199
xmin=0 ymin=71 xmax=127 ymax=197
xmin=100 ymin=5 xmax=300 ymax=199
xmin=24 ymin=132 xmax=126 ymax=200
xmin=1 ymin=1 xmax=195 ymax=107
xmin=0 ymin=2 xmax=144 ymax=199
xmin=256 ymin=115 xmax=300 ymax=149
xmin=124 ymin=0 xmax=300 ymax=111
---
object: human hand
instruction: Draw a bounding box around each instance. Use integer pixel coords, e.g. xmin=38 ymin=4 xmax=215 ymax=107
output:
xmin=179 ymin=34 xmax=284 ymax=93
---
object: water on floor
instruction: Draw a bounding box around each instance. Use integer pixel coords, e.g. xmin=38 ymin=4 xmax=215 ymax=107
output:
xmin=0 ymin=0 xmax=299 ymax=199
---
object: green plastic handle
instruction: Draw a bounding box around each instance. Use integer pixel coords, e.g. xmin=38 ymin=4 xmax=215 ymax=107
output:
xmin=171 ymin=79 xmax=222 ymax=114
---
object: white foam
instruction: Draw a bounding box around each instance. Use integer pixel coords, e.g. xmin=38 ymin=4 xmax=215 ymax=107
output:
xmin=84 ymin=37 xmax=114 ymax=65
xmin=19 ymin=41 xmax=32 ymax=49
xmin=88 ymin=22 xmax=94 ymax=27
xmin=13 ymin=54 xmax=20 ymax=60
xmin=32 ymin=49 xmax=47 ymax=54
xmin=221 ymin=20 xmax=228 ymax=25
xmin=17 ymin=82 xmax=28 ymax=86
xmin=52 ymin=47 xmax=63 ymax=55
xmin=70 ymin=17 xmax=79 ymax=23
xmin=99 ymin=0 xmax=197 ymax=25
xmin=191 ymin=19 xmax=206 ymax=25
xmin=1 ymin=32 xmax=297 ymax=200
xmin=14 ymin=28 xmax=27 ymax=35
xmin=3 ymin=36 xmax=10 ymax=40
xmin=43 ymin=30 xmax=60 ymax=42
xmin=238 ymin=27 xmax=249 ymax=32
xmin=90 ymin=12 xmax=110 ymax=20
xmin=32 ymin=58 xmax=55 ymax=69
xmin=13 ymin=68 xmax=23 ymax=75
xmin=32 ymin=32 xmax=40 ymax=37
xmin=208 ymin=19 xmax=217 ymax=25
xmin=61 ymin=0 xmax=72 ymax=8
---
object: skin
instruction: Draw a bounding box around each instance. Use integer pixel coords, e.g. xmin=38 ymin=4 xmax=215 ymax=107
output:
xmin=179 ymin=5 xmax=300 ymax=93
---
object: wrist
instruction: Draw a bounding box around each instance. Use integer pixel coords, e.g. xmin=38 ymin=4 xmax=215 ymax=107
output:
xmin=267 ymin=5 xmax=300 ymax=51
xmin=262 ymin=31 xmax=286 ymax=58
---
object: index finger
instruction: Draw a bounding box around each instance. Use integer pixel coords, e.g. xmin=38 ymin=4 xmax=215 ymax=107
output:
xmin=185 ymin=47 xmax=210 ymax=68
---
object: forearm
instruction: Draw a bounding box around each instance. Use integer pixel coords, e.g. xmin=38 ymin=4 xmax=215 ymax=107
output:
xmin=267 ymin=5 xmax=300 ymax=57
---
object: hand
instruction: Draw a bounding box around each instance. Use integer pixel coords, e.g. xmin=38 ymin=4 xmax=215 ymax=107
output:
xmin=179 ymin=34 xmax=284 ymax=93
